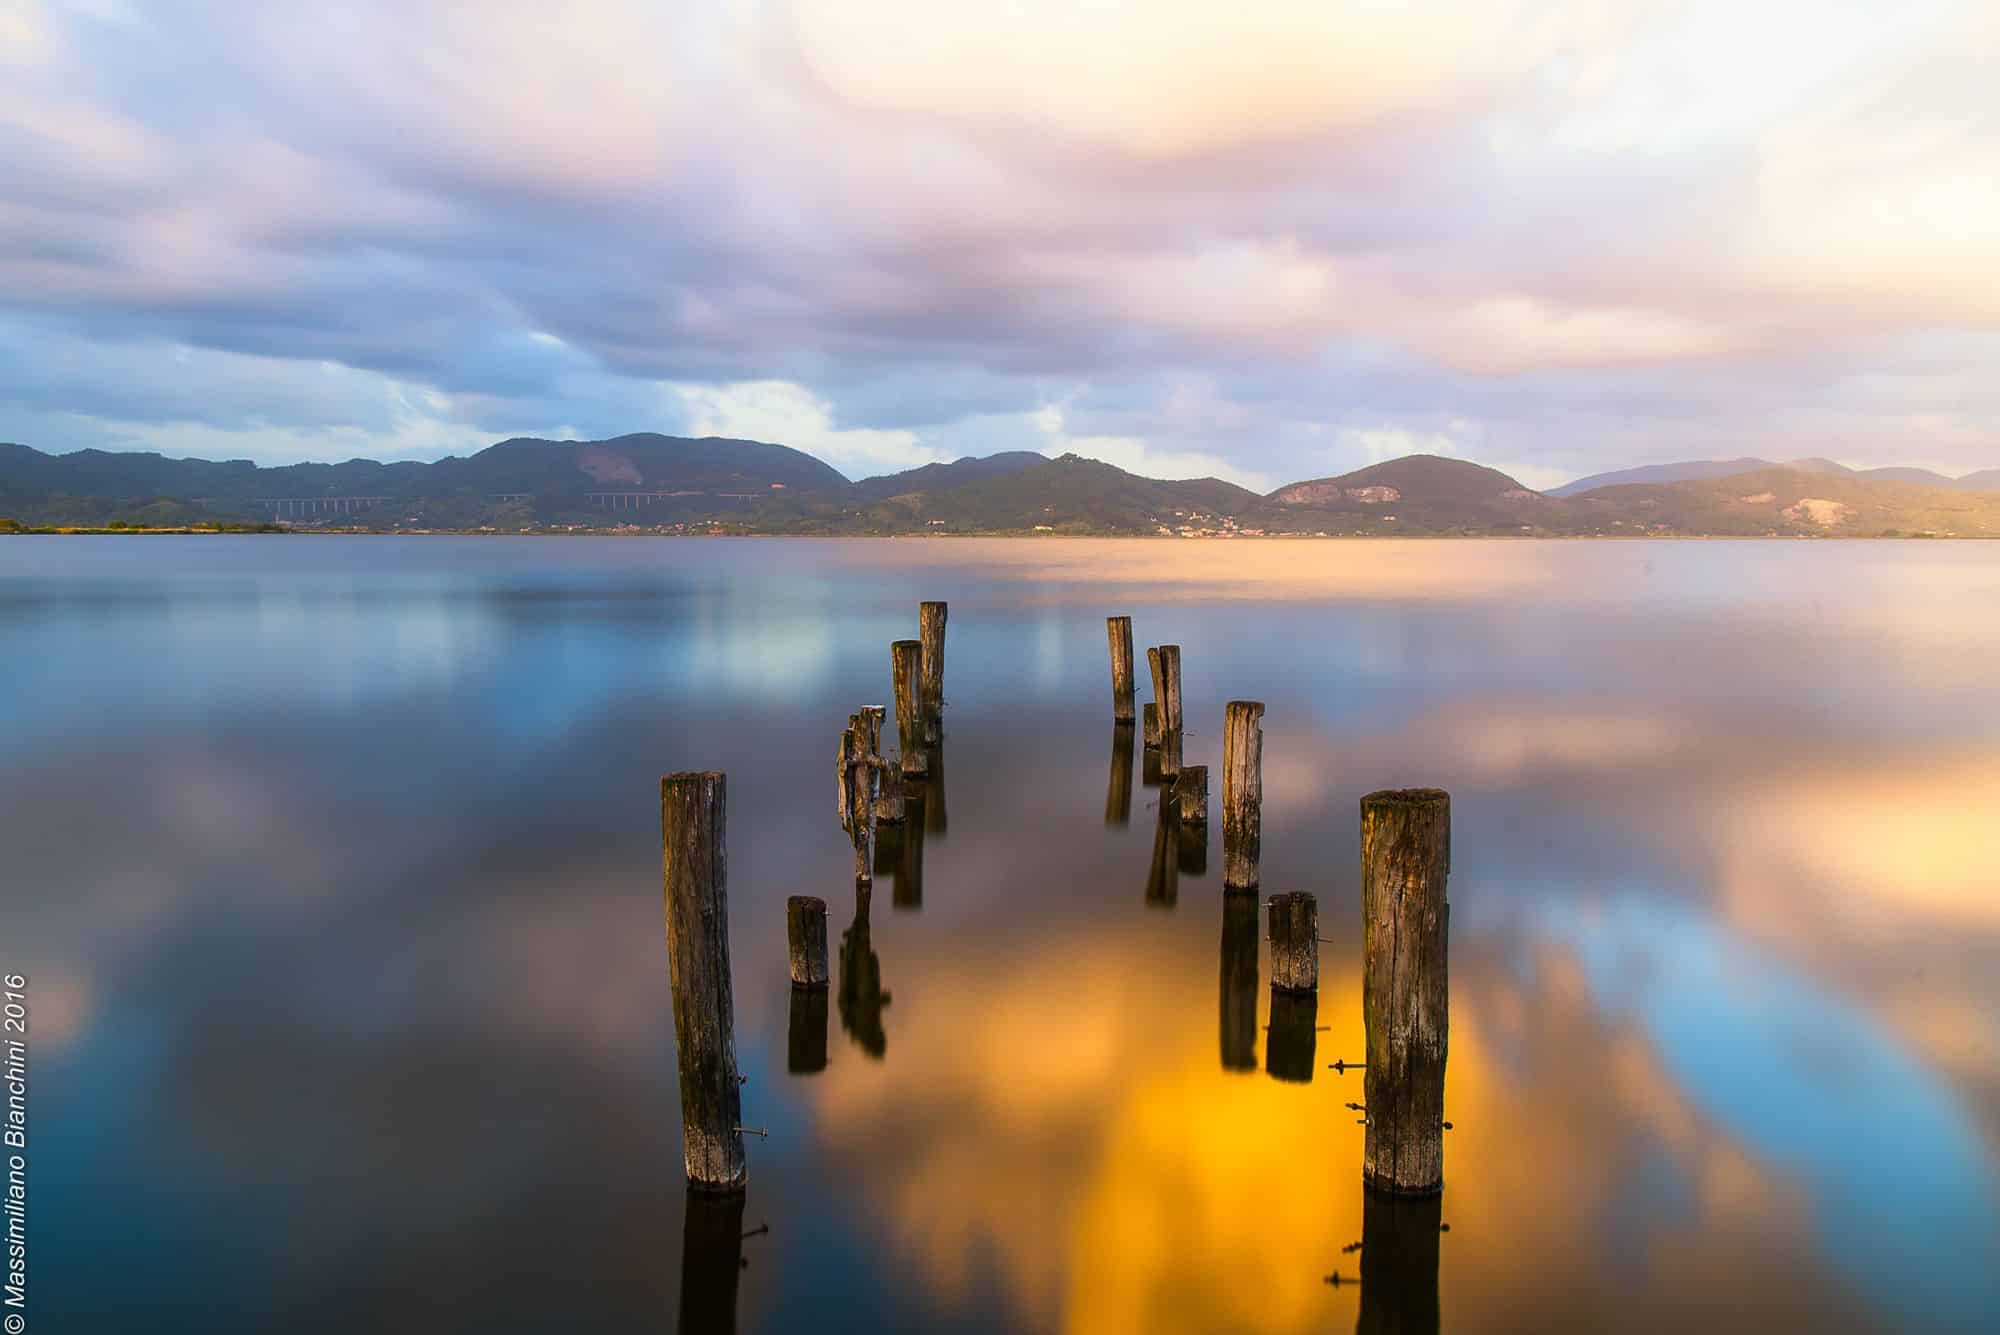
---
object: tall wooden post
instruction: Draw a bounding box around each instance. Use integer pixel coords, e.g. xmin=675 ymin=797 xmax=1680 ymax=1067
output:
xmin=892 ymin=640 xmax=927 ymax=777
xmin=1219 ymin=892 xmax=1259 ymax=1072
xmin=1362 ymin=788 xmax=1451 ymax=1195
xmin=919 ymin=601 xmax=947 ymax=742
xmin=1105 ymin=722 xmax=1135 ymax=826
xmin=1149 ymin=645 xmax=1183 ymax=778
xmin=1107 ymin=615 xmax=1136 ymax=721
xmin=660 ymin=771 xmax=746 ymax=1192
xmin=1222 ymin=701 xmax=1265 ymax=891
xmin=787 ymin=895 xmax=829 ymax=986
xmin=1268 ymin=891 xmax=1317 ymax=993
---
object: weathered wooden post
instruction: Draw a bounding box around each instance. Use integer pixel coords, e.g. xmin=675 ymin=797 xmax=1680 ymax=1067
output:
xmin=787 ymin=895 xmax=829 ymax=986
xmin=919 ymin=601 xmax=947 ymax=742
xmin=836 ymin=725 xmax=856 ymax=833
xmin=1142 ymin=701 xmax=1162 ymax=749
xmin=1356 ymin=1188 xmax=1443 ymax=1335
xmin=839 ymin=889 xmax=888 ymax=1057
xmin=660 ymin=771 xmax=746 ymax=1192
xmin=892 ymin=640 xmax=927 ymax=777
xmin=678 ymin=1187 xmax=746 ymax=1332
xmin=1361 ymin=788 xmax=1451 ymax=1195
xmin=1174 ymin=764 xmax=1208 ymax=825
xmin=1148 ymin=644 xmax=1183 ymax=778
xmin=1268 ymin=891 xmax=1318 ymax=993
xmin=1144 ymin=648 xmax=1162 ymax=746
xmin=848 ymin=749 xmax=876 ymax=886
xmin=1222 ymin=701 xmax=1265 ymax=891
xmin=1219 ymin=892 xmax=1259 ymax=1072
xmin=1266 ymin=988 xmax=1318 ymax=1083
xmin=1105 ymin=722 xmax=1135 ymax=826
xmin=787 ymin=983 xmax=828 ymax=1075
xmin=1107 ymin=615 xmax=1136 ymax=721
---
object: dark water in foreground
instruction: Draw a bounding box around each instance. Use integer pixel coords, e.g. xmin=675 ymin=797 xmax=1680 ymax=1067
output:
xmin=2 ymin=536 xmax=1997 ymax=1333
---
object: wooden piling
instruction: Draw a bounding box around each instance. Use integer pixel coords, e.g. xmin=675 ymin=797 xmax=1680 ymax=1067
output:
xmin=1361 ymin=787 xmax=1451 ymax=1195
xmin=836 ymin=725 xmax=856 ymax=833
xmin=660 ymin=771 xmax=746 ymax=1192
xmin=919 ymin=601 xmax=947 ymax=742
xmin=1142 ymin=701 xmax=1162 ymax=749
xmin=1149 ymin=644 xmax=1183 ymax=778
xmin=1222 ymin=701 xmax=1265 ymax=890
xmin=1105 ymin=721 xmax=1135 ymax=826
xmin=1268 ymin=891 xmax=1318 ymax=993
xmin=892 ymin=640 xmax=927 ymax=777
xmin=1107 ymin=615 xmax=1136 ymax=721
xmin=848 ymin=751 xmax=876 ymax=886
xmin=1175 ymin=764 xmax=1208 ymax=825
xmin=787 ymin=895 xmax=829 ymax=986
xmin=1219 ymin=892 xmax=1259 ymax=1072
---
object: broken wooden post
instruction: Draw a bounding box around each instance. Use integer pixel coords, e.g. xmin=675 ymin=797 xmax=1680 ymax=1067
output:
xmin=1105 ymin=721 xmax=1135 ymax=826
xmin=919 ymin=601 xmax=948 ymax=742
xmin=892 ymin=640 xmax=927 ymax=777
xmin=1148 ymin=644 xmax=1183 ymax=778
xmin=1266 ymin=988 xmax=1318 ymax=1083
xmin=1269 ymin=891 xmax=1318 ymax=993
xmin=787 ymin=984 xmax=828 ymax=1075
xmin=1222 ymin=701 xmax=1265 ymax=891
xmin=1361 ymin=787 xmax=1451 ymax=1195
xmin=660 ymin=771 xmax=746 ymax=1192
xmin=848 ymin=751 xmax=876 ymax=886
xmin=836 ymin=725 xmax=856 ymax=833
xmin=1219 ymin=892 xmax=1259 ymax=1072
xmin=1107 ymin=615 xmax=1136 ymax=721
xmin=1142 ymin=701 xmax=1162 ymax=749
xmin=1357 ymin=1188 xmax=1443 ymax=1335
xmin=1175 ymin=764 xmax=1208 ymax=825
xmin=787 ymin=895 xmax=829 ymax=986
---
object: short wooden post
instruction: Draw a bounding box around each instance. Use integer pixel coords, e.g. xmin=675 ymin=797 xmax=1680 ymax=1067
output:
xmin=1357 ymin=1188 xmax=1442 ymax=1335
xmin=1268 ymin=891 xmax=1318 ymax=992
xmin=787 ymin=983 xmax=828 ymax=1075
xmin=1148 ymin=644 xmax=1183 ymax=778
xmin=1107 ymin=615 xmax=1136 ymax=720
xmin=787 ymin=895 xmax=829 ymax=986
xmin=1222 ymin=701 xmax=1265 ymax=890
xmin=1361 ymin=788 xmax=1451 ymax=1195
xmin=1219 ymin=892 xmax=1259 ymax=1072
xmin=919 ymin=601 xmax=947 ymax=742
xmin=874 ymin=763 xmax=904 ymax=826
xmin=660 ymin=771 xmax=746 ymax=1191
xmin=678 ymin=1187 xmax=746 ymax=1331
xmin=1266 ymin=988 xmax=1318 ymax=1083
xmin=1142 ymin=701 xmax=1162 ymax=749
xmin=1105 ymin=721 xmax=1135 ymax=826
xmin=838 ymin=888 xmax=889 ymax=1057
xmin=892 ymin=640 xmax=927 ymax=776
xmin=1174 ymin=764 xmax=1208 ymax=825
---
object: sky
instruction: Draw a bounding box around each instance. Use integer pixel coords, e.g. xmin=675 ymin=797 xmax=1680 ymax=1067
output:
xmin=2 ymin=0 xmax=1996 ymax=490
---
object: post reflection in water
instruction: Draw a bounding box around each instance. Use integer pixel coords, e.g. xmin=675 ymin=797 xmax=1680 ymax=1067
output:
xmin=925 ymin=738 xmax=947 ymax=836
xmin=895 ymin=785 xmax=927 ymax=910
xmin=1266 ymin=988 xmax=1318 ymax=1083
xmin=1177 ymin=817 xmax=1208 ymax=876
xmin=1141 ymin=739 xmax=1162 ymax=788
xmin=1355 ymin=1187 xmax=1442 ymax=1335
xmin=1219 ymin=892 xmax=1260 ymax=1072
xmin=1145 ymin=798 xmax=1179 ymax=909
xmin=787 ymin=984 xmax=828 ymax=1076
xmin=838 ymin=888 xmax=889 ymax=1057
xmin=678 ymin=1188 xmax=746 ymax=1335
xmin=1105 ymin=722 xmax=1135 ymax=826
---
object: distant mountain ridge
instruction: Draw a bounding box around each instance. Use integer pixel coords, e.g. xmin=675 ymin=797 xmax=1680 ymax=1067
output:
xmin=3 ymin=435 xmax=1997 ymax=536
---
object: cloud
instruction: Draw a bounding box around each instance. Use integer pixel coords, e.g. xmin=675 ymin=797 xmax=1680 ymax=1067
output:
xmin=0 ymin=0 xmax=1996 ymax=482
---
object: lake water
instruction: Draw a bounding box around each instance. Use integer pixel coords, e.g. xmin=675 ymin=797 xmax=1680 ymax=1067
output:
xmin=2 ymin=536 xmax=1997 ymax=1333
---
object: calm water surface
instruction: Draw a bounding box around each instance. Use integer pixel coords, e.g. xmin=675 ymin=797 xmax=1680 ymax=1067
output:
xmin=2 ymin=537 xmax=1997 ymax=1333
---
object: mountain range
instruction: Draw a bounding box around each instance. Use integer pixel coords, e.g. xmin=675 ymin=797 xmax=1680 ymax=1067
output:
xmin=3 ymin=433 xmax=1997 ymax=537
